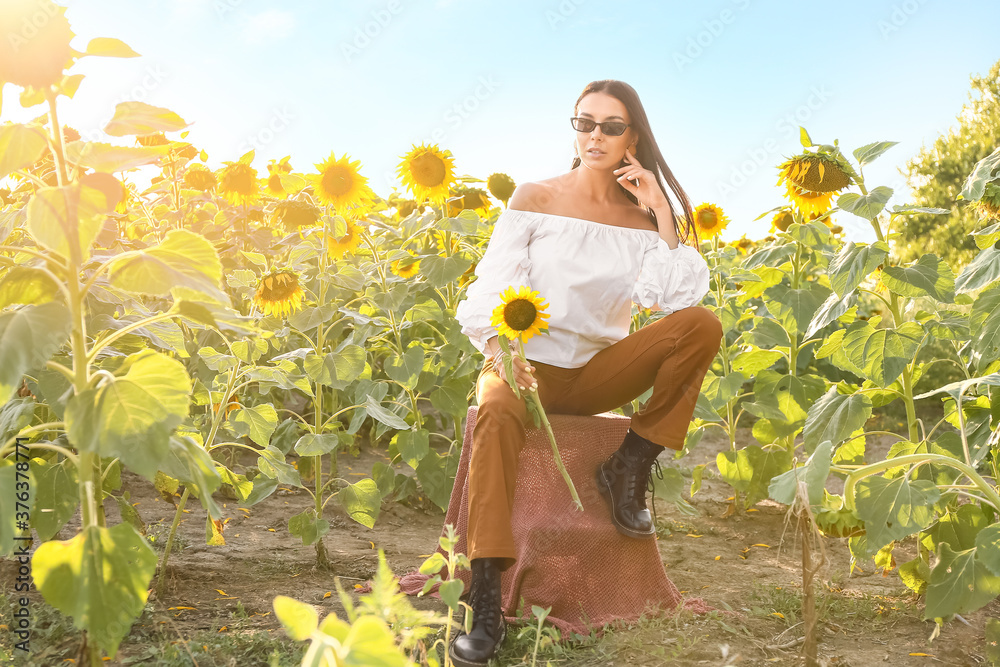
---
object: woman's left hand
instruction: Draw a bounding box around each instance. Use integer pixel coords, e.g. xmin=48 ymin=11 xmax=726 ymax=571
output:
xmin=614 ymin=148 xmax=669 ymax=209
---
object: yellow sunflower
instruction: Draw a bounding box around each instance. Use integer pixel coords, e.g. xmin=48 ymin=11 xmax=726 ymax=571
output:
xmin=447 ymin=185 xmax=493 ymax=218
xmin=458 ymin=261 xmax=477 ymax=288
xmin=781 ymin=182 xmax=836 ymax=217
xmin=217 ymin=158 xmax=260 ymax=205
xmin=136 ymin=132 xmax=170 ymax=147
xmin=327 ymin=215 xmax=364 ymax=260
xmin=397 ymin=143 xmax=456 ymax=205
xmin=490 ymin=285 xmax=550 ymax=343
xmin=487 ymin=172 xmax=516 ymax=205
xmin=253 ymin=270 xmax=305 ymax=318
xmin=310 ymin=152 xmax=372 ymax=211
xmin=0 ymin=0 xmax=74 ymax=90
xmin=390 ymin=250 xmax=421 ymax=278
xmin=692 ymin=202 xmax=729 ymax=238
xmin=771 ymin=209 xmax=794 ymax=232
xmin=975 ymin=182 xmax=1000 ymax=219
xmin=734 ymin=235 xmax=754 ymax=255
xmin=274 ymin=199 xmax=321 ymax=231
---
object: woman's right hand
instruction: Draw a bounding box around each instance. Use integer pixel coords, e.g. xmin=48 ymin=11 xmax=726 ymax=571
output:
xmin=494 ymin=354 xmax=537 ymax=392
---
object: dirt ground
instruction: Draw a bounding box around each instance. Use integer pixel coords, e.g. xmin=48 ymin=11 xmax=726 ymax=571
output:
xmin=2 ymin=415 xmax=998 ymax=666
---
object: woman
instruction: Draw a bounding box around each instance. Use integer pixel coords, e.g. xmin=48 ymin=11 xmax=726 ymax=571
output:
xmin=450 ymin=79 xmax=723 ymax=666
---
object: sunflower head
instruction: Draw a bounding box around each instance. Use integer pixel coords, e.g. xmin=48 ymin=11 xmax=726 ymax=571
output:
xmin=390 ymin=250 xmax=421 ymax=278
xmin=771 ymin=209 xmax=794 ymax=233
xmin=268 ymin=155 xmax=293 ymax=175
xmin=326 ymin=215 xmax=364 ymax=261
xmin=777 ymin=153 xmax=852 ymax=193
xmin=975 ymin=181 xmax=1000 ymax=220
xmin=184 ymin=164 xmax=217 ymax=192
xmin=253 ymin=270 xmax=305 ymax=318
xmin=274 ymin=199 xmax=321 ymax=231
xmin=217 ymin=155 xmax=260 ymax=205
xmin=458 ymin=261 xmax=477 ymax=288
xmin=310 ymin=152 xmax=372 ymax=211
xmin=829 ymin=224 xmax=844 ymax=235
xmin=487 ymin=172 xmax=516 ymax=205
xmin=446 ymin=185 xmax=492 ymax=218
xmin=397 ymin=143 xmax=456 ymax=205
xmin=489 ymin=285 xmax=550 ymax=343
xmin=0 ymin=0 xmax=74 ymax=89
xmin=734 ymin=235 xmax=754 ymax=255
xmin=781 ymin=182 xmax=836 ymax=217
xmin=692 ymin=202 xmax=730 ymax=238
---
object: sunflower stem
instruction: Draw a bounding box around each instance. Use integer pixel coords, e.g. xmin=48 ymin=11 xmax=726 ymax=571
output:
xmin=507 ymin=336 xmax=583 ymax=511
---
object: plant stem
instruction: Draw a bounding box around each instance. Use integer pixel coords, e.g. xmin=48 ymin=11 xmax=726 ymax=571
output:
xmin=155 ymin=486 xmax=190 ymax=597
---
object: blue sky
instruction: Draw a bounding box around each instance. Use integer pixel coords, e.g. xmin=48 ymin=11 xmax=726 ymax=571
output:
xmin=3 ymin=0 xmax=999 ymax=244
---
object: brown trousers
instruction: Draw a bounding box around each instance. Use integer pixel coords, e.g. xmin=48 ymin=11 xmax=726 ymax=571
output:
xmin=467 ymin=305 xmax=724 ymax=564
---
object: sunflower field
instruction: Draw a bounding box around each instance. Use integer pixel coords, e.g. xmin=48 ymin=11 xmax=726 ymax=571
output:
xmin=2 ymin=5 xmax=1000 ymax=666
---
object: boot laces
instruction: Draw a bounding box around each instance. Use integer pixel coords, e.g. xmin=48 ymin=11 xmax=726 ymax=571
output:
xmin=469 ymin=565 xmax=501 ymax=637
xmin=646 ymin=459 xmax=664 ymax=527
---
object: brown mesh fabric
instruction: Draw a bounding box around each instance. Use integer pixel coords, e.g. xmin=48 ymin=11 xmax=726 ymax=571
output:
xmin=360 ymin=406 xmax=717 ymax=639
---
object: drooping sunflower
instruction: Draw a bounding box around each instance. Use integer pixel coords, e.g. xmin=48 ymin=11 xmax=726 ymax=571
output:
xmin=183 ymin=164 xmax=217 ymax=192
xmin=447 ymin=185 xmax=493 ymax=218
xmin=975 ymin=181 xmax=1000 ymax=220
xmin=487 ymin=172 xmax=516 ymax=205
xmin=490 ymin=285 xmax=550 ymax=343
xmin=777 ymin=153 xmax=851 ymax=193
xmin=253 ymin=270 xmax=305 ymax=318
xmin=309 ymin=152 xmax=372 ymax=211
xmin=274 ymin=199 xmax=321 ymax=231
xmin=390 ymin=250 xmax=421 ymax=278
xmin=771 ymin=209 xmax=794 ymax=232
xmin=0 ymin=0 xmax=74 ymax=89
xmin=692 ymin=202 xmax=729 ymax=238
xmin=397 ymin=143 xmax=456 ymax=205
xmin=326 ymin=215 xmax=364 ymax=260
xmin=217 ymin=159 xmax=260 ymax=205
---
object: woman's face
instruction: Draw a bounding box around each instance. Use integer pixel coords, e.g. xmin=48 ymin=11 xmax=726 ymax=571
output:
xmin=574 ymin=92 xmax=637 ymax=169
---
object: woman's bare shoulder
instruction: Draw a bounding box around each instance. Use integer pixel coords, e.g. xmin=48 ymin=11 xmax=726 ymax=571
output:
xmin=507 ymin=180 xmax=560 ymax=213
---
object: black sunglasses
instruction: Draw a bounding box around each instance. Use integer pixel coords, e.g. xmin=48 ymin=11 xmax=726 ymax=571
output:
xmin=570 ymin=116 xmax=630 ymax=137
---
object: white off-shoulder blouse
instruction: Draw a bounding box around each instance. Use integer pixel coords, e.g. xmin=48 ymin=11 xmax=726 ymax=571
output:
xmin=454 ymin=208 xmax=711 ymax=369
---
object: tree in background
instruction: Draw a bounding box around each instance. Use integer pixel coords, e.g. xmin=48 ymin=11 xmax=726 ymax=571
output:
xmin=895 ymin=59 xmax=1000 ymax=270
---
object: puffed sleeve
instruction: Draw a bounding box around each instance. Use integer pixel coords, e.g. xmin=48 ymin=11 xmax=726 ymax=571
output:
xmin=454 ymin=209 xmax=533 ymax=355
xmin=631 ymin=237 xmax=711 ymax=313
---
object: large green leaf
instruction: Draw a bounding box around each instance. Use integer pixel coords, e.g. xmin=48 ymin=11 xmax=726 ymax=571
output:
xmin=0 ymin=302 xmax=71 ymax=401
xmin=805 ymin=290 xmax=855 ymax=339
xmin=881 ymin=254 xmax=955 ymax=303
xmin=0 ymin=266 xmax=60 ymax=308
xmin=976 ymin=525 xmax=1000 ymax=577
xmin=230 ymin=404 xmax=278 ymax=448
xmin=103 ymin=101 xmax=190 ymax=136
xmin=0 ymin=459 xmax=34 ymax=556
xmin=970 ymin=284 xmax=1000 ymax=369
xmin=972 ymin=221 xmax=1000 ymax=250
xmin=955 ymin=246 xmax=1000 ymax=293
xmin=716 ymin=445 xmax=792 ymax=507
xmin=394 ymin=428 xmax=430 ymax=468
xmin=701 ymin=370 xmax=746 ymax=410
xmin=65 ymin=349 xmax=191 ymax=480
xmin=384 ymin=345 xmax=425 ymax=390
xmin=288 ymin=508 xmax=330 ymax=546
xmin=339 ymin=478 xmax=381 ymax=529
xmin=731 ymin=348 xmax=784 ymax=376
xmin=743 ymin=371 xmax=826 ymax=438
xmin=828 ymin=241 xmax=889 ymax=298
xmin=108 ymin=229 xmax=226 ymax=303
xmin=742 ymin=244 xmax=794 ymax=271
xmin=26 ymin=182 xmax=113 ymax=262
xmin=763 ymin=284 xmax=830 ymax=335
xmin=303 ymin=344 xmax=366 ymax=390
xmin=768 ymin=440 xmax=832 ymax=506
xmin=416 ymin=449 xmax=458 ymax=511
xmin=33 ymin=523 xmax=157 ymax=656
xmin=0 ymin=123 xmax=49 ymax=179
xmin=159 ymin=435 xmax=223 ymax=519
xmin=746 ymin=316 xmax=791 ymax=348
xmin=30 ymin=458 xmax=79 ymax=541
xmin=837 ymin=187 xmax=893 ymax=221
xmin=854 ymin=475 xmax=940 ymax=552
xmin=959 ymin=145 xmax=1000 ymax=201
xmin=64 ymin=141 xmax=169 ymax=172
xmin=853 ymin=141 xmax=898 ymax=166
xmin=419 ymin=254 xmax=471 ymax=287
xmin=924 ymin=543 xmax=1000 ymax=619
xmin=803 ymin=388 xmax=872 ymax=453
xmin=842 ymin=318 xmax=923 ymax=387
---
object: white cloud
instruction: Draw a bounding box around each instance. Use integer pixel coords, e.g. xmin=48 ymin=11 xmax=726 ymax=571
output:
xmin=242 ymin=9 xmax=296 ymax=44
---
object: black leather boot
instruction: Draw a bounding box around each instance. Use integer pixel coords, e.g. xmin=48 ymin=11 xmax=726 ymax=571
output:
xmin=449 ymin=557 xmax=507 ymax=667
xmin=596 ymin=428 xmax=665 ymax=538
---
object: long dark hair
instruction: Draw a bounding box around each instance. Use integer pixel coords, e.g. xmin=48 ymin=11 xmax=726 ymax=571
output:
xmin=570 ymin=80 xmax=700 ymax=250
